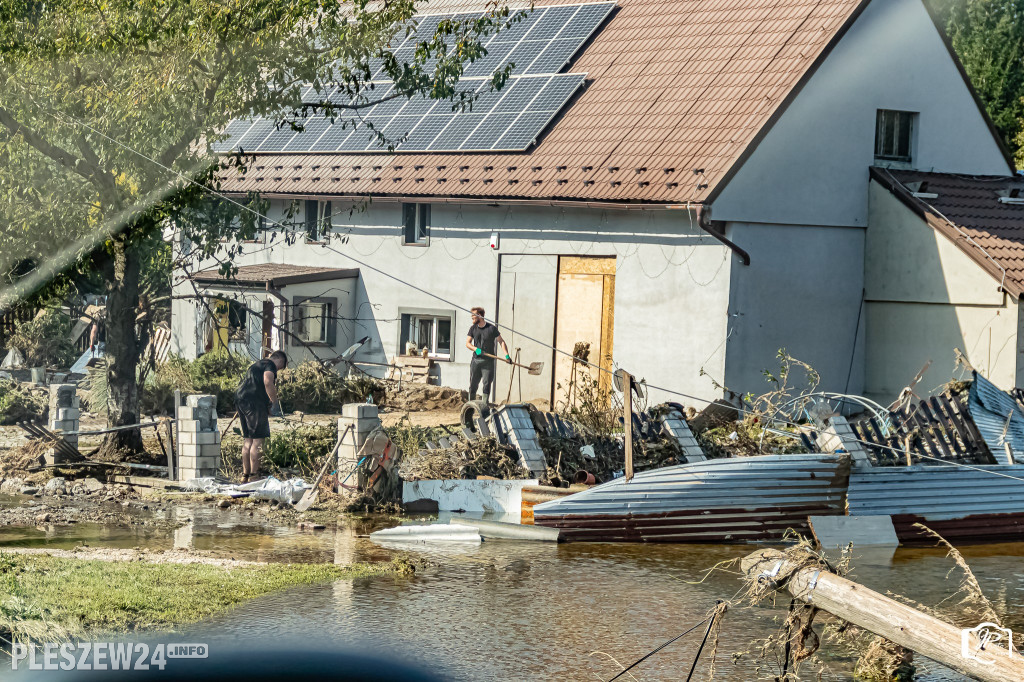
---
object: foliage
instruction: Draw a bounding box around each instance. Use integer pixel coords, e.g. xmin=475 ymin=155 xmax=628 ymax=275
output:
xmin=260 ymin=424 xmax=336 ymax=474
xmin=6 ymin=309 xmax=76 ymax=368
xmin=929 ymin=0 xmax=1024 ymax=165
xmin=0 ymin=379 xmax=46 ymax=424
xmin=277 ymin=363 xmax=385 ymax=413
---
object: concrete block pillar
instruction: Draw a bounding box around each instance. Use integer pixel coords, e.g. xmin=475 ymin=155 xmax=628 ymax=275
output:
xmin=815 ymin=415 xmax=872 ymax=468
xmin=47 ymin=384 xmax=80 ymax=464
xmin=176 ymin=394 xmax=221 ymax=481
xmin=337 ymin=403 xmax=381 ymax=489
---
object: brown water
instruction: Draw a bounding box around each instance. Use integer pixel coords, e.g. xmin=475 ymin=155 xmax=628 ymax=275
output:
xmin=2 ymin=495 xmax=1023 ymax=680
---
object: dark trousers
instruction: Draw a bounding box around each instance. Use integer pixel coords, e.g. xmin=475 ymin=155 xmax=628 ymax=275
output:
xmin=469 ymin=358 xmax=495 ymax=399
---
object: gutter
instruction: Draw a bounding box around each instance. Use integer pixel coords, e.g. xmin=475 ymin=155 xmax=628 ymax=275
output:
xmin=690 ymin=203 xmax=751 ymax=266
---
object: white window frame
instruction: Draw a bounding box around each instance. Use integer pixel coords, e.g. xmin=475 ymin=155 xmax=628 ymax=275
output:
xmin=874 ymin=109 xmax=916 ymax=164
xmin=409 ymin=313 xmax=452 ymax=359
xmin=295 ymin=301 xmax=330 ymax=344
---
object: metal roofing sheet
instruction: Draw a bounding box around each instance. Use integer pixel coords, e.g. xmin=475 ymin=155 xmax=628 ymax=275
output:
xmin=968 ymin=371 xmax=1024 ymax=460
xmin=217 ymin=0 xmax=866 ymax=203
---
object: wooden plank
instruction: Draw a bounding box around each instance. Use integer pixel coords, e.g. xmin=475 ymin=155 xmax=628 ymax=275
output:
xmin=918 ymin=402 xmax=955 ymax=460
xmin=109 ymin=475 xmax=181 ymax=489
xmin=929 ymin=396 xmax=967 ymax=456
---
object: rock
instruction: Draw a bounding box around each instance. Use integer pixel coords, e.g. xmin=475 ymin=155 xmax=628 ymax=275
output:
xmin=1 ymin=478 xmax=26 ymax=494
xmin=43 ymin=477 xmax=67 ymax=496
xmin=35 ymin=513 xmax=51 ymax=523
xmin=121 ymin=500 xmax=131 ymax=507
xmin=297 ymin=521 xmax=326 ymax=530
xmin=19 ymin=486 xmax=38 ymax=495
xmin=217 ymin=499 xmax=231 ymax=509
xmin=83 ymin=478 xmax=104 ymax=493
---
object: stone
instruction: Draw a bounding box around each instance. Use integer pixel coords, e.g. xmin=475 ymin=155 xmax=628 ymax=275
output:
xmin=83 ymin=478 xmax=104 ymax=493
xmin=185 ymin=394 xmax=218 ymax=431
xmin=35 ymin=513 xmax=51 ymax=523
xmin=342 ymin=403 xmax=378 ymax=419
xmin=48 ymin=383 xmax=76 ymax=408
xmin=19 ymin=486 xmax=38 ymax=495
xmin=217 ymin=499 xmax=231 ymax=509
xmin=297 ymin=521 xmax=326 ymax=530
xmin=43 ymin=477 xmax=67 ymax=496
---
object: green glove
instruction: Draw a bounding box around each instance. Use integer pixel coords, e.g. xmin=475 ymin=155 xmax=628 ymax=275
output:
xmin=505 ymin=354 xmax=512 ymax=363
xmin=474 ymin=347 xmax=482 ymax=356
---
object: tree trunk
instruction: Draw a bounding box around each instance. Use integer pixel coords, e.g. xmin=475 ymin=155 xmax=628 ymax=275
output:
xmin=98 ymin=236 xmax=145 ymax=457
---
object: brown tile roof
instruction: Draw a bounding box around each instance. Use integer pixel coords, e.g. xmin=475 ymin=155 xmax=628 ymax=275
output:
xmin=871 ymin=167 xmax=1024 ymax=297
xmin=193 ymin=263 xmax=359 ymax=288
xmin=219 ymin=0 xmax=870 ymax=204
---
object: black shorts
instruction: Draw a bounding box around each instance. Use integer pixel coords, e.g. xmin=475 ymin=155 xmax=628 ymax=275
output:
xmin=237 ymin=399 xmax=271 ymax=439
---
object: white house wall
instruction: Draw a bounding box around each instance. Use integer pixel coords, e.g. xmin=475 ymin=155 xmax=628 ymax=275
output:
xmin=864 ymin=181 xmax=1019 ymax=400
xmin=723 ymin=222 xmax=867 ymax=396
xmin=711 ymin=0 xmax=1012 ymax=228
xmin=172 ymin=200 xmax=734 ymax=406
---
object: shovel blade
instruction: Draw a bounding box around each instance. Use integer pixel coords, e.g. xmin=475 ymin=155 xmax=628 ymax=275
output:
xmin=294 ymin=489 xmax=318 ymax=512
xmin=527 ymin=362 xmax=544 ymax=375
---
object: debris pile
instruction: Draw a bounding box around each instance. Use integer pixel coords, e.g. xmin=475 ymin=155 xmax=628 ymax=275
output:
xmin=398 ymin=436 xmax=527 ymax=481
xmin=385 ymin=383 xmax=465 ymax=412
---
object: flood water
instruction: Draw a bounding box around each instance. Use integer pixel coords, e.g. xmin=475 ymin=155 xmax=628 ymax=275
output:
xmin=2 ymin=494 xmax=1023 ymax=680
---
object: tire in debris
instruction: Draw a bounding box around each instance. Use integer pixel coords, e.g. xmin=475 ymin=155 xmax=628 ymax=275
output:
xmin=460 ymin=400 xmax=491 ymax=431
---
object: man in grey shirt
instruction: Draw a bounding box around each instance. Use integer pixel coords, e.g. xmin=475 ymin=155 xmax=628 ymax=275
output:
xmin=464 ymin=306 xmax=511 ymax=401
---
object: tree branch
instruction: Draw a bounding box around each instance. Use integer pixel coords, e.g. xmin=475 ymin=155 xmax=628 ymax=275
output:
xmin=0 ymin=105 xmax=99 ymax=185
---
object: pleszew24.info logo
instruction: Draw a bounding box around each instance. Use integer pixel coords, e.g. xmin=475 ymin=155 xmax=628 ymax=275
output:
xmin=12 ymin=642 xmax=209 ymax=671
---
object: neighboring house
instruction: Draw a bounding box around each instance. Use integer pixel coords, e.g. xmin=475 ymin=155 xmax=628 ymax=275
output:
xmin=171 ymin=0 xmax=1016 ymax=407
xmin=866 ymin=169 xmax=1024 ymax=401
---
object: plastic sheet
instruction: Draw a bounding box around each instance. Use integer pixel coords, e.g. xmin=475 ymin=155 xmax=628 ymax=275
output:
xmin=181 ymin=475 xmax=310 ymax=504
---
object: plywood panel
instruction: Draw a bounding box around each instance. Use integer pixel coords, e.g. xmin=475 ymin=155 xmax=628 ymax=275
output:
xmin=554 ymin=269 xmax=607 ymax=409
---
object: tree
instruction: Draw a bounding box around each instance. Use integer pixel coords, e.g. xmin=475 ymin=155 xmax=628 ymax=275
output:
xmin=930 ymin=0 xmax=1024 ymax=166
xmin=0 ymin=0 xmax=516 ymax=455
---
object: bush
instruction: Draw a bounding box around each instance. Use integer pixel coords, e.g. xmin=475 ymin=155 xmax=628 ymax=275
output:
xmin=141 ymin=354 xmax=385 ymax=416
xmin=7 ymin=310 xmax=77 ymax=368
xmin=0 ymin=380 xmax=47 ymax=424
xmin=220 ymin=424 xmax=336 ymax=477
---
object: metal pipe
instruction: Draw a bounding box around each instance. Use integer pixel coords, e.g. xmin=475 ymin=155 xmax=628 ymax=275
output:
xmin=450 ymin=517 xmax=562 ymax=542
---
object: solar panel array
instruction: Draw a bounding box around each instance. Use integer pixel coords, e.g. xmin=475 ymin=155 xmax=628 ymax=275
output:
xmin=214 ymin=2 xmax=614 ymax=154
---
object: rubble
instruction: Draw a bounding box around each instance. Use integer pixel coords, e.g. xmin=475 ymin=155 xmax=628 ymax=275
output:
xmin=385 ymin=383 xmax=466 ymax=412
xmin=398 ymin=436 xmax=527 ymax=481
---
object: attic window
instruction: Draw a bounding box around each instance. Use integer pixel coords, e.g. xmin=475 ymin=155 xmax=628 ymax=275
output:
xmin=875 ymin=109 xmax=915 ymax=164
xmin=997 ymin=188 xmax=1024 ymax=204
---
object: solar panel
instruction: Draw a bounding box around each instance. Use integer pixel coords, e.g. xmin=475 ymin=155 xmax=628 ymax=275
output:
xmin=221 ymin=4 xmax=612 ymax=154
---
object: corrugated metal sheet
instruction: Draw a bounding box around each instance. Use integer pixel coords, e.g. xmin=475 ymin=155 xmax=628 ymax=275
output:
xmin=849 ymin=465 xmax=1024 ymax=544
xmin=216 ymin=0 xmax=867 ymax=204
xmin=533 ymin=453 xmax=850 ymax=542
xmin=968 ymin=371 xmax=1024 ymax=461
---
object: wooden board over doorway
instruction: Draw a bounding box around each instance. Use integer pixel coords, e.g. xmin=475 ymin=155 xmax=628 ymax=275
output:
xmin=553 ymin=256 xmax=616 ymax=409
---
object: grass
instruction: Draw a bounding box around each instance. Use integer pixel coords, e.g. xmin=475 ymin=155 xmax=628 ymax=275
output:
xmin=0 ymin=552 xmax=410 ymax=639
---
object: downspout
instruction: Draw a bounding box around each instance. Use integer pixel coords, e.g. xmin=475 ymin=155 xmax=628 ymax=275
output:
xmin=695 ymin=204 xmax=751 ymax=266
xmin=266 ymin=281 xmax=288 ymax=352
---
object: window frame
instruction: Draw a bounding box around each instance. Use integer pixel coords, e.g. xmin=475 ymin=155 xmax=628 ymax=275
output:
xmin=398 ymin=308 xmax=454 ymax=360
xmin=874 ymin=109 xmax=916 ymax=164
xmin=289 ymin=295 xmax=337 ymax=347
xmin=402 ymin=203 xmax=430 ymax=246
xmin=304 ymin=199 xmax=332 ymax=244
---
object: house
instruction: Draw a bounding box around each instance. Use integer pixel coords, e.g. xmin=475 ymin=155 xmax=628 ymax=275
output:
xmin=171 ymin=0 xmax=1016 ymax=407
xmin=866 ymin=169 xmax=1024 ymax=400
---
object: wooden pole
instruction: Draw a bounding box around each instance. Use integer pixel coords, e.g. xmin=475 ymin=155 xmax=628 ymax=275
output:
xmin=623 ymin=370 xmax=634 ymax=483
xmin=903 ymin=435 xmax=913 ymax=467
xmin=742 ymin=549 xmax=1024 ymax=682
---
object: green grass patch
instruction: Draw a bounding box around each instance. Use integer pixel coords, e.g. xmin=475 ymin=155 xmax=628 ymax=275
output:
xmin=0 ymin=552 xmax=408 ymax=638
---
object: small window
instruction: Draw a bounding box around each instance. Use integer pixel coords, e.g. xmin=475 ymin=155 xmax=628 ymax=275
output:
xmin=875 ymin=110 xmax=915 ymax=163
xmin=402 ymin=203 xmax=430 ymax=245
xmin=295 ymin=301 xmax=331 ymax=344
xmin=305 ymin=200 xmax=331 ymax=242
xmin=401 ymin=313 xmax=452 ymax=358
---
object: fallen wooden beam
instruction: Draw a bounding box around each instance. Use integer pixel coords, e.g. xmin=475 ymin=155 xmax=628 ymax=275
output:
xmin=742 ymin=549 xmax=1024 ymax=682
xmin=108 ymin=475 xmax=181 ymax=489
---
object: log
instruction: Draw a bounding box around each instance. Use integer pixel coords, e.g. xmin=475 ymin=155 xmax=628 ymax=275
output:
xmin=742 ymin=549 xmax=1024 ymax=682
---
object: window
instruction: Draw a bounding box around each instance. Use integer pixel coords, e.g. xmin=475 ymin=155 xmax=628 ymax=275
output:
xmin=305 ymin=200 xmax=331 ymax=242
xmin=400 ymin=312 xmax=452 ymax=359
xmin=402 ymin=203 xmax=430 ymax=245
xmin=874 ymin=109 xmax=915 ymax=163
xmin=291 ymin=297 xmax=337 ymax=346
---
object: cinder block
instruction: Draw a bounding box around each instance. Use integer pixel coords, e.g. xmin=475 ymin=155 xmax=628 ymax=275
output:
xmin=186 ymin=431 xmax=219 ymax=445
xmin=178 ymin=454 xmax=220 ymax=470
xmin=57 ymin=408 xmax=80 ymax=421
xmin=176 ymin=419 xmax=200 ymax=433
xmin=185 ymin=394 xmax=218 ymax=430
xmin=49 ymin=384 xmax=76 ymax=408
xmin=176 ymin=406 xmax=196 ymax=421
xmin=197 ymin=443 xmax=221 ymax=457
xmin=342 ymin=403 xmax=378 ymax=419
xmin=70 ymin=396 xmax=80 ymax=409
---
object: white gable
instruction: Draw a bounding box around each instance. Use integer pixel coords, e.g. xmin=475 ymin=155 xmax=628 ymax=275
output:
xmin=710 ymin=0 xmax=1012 ymax=228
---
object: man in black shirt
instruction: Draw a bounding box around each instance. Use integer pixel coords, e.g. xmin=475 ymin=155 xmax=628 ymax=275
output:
xmin=464 ymin=307 xmax=511 ymax=401
xmin=234 ymin=350 xmax=288 ymax=483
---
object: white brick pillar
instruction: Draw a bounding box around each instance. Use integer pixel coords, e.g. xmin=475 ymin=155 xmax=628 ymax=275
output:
xmin=47 ymin=384 xmax=79 ymax=464
xmin=659 ymin=410 xmax=707 ymax=462
xmin=815 ymin=415 xmax=872 ymax=469
xmin=337 ymin=403 xmax=381 ymax=489
xmin=176 ymin=394 xmax=221 ymax=481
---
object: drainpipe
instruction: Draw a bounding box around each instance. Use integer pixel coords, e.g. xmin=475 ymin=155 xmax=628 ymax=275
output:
xmin=266 ymin=282 xmax=288 ymax=352
xmin=695 ymin=204 xmax=751 ymax=266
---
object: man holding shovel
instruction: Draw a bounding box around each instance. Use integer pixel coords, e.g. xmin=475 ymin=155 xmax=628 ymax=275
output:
xmin=465 ymin=306 xmax=511 ymax=401
xmin=234 ymin=350 xmax=288 ymax=483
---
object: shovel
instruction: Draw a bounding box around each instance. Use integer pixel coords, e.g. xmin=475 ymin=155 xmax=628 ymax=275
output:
xmin=480 ymin=351 xmax=544 ymax=375
xmin=295 ymin=424 xmax=352 ymax=512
